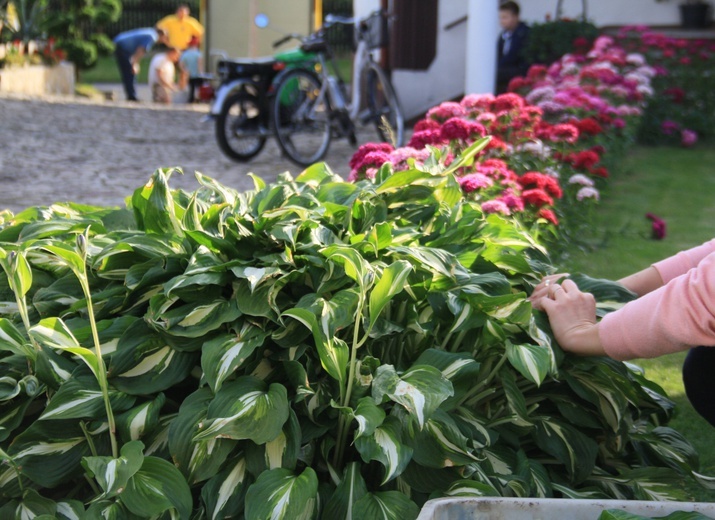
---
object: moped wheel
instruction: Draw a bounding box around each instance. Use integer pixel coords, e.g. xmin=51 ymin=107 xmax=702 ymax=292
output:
xmin=271 ymin=69 xmax=331 ymax=167
xmin=365 ymin=63 xmax=405 ymax=147
xmin=215 ymin=92 xmax=267 ymax=161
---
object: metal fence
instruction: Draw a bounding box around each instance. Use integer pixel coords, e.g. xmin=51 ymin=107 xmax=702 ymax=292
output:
xmin=322 ymin=0 xmax=353 ymax=55
xmin=105 ymin=0 xmax=201 ymax=38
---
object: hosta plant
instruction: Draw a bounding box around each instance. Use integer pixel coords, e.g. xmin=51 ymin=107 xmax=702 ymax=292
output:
xmin=0 ymin=146 xmax=708 ymax=519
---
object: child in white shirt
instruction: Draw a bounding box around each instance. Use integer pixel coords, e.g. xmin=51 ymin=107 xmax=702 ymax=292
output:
xmin=149 ymin=47 xmax=181 ymax=104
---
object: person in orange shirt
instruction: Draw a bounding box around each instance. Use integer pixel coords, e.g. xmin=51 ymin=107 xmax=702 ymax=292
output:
xmin=156 ymin=4 xmax=204 ymax=51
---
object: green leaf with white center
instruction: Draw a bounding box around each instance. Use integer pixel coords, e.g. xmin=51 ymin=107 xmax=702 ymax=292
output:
xmin=372 ymin=364 xmax=453 ymax=429
xmin=9 ymin=420 xmax=92 ymax=488
xmin=411 ymin=410 xmax=480 ymax=468
xmin=353 ymin=396 xmax=386 ymax=440
xmin=168 ymin=388 xmax=237 ymax=484
xmin=499 ymin=367 xmax=533 ymax=427
xmin=109 ymin=320 xmax=195 ymax=395
xmin=40 ymin=376 xmax=135 ymax=421
xmin=506 ymin=340 xmax=551 ymax=387
xmin=231 ymin=265 xmax=282 ymax=292
xmin=122 ymin=455 xmax=192 ymax=520
xmin=201 ymin=455 xmax=253 ymax=520
xmin=146 ymin=296 xmax=242 ymax=338
xmin=194 ymin=377 xmax=289 ymax=444
xmin=29 ymin=317 xmax=100 ymax=380
xmin=81 ymin=440 xmax=145 ymax=498
xmin=245 ymin=409 xmax=301 ymax=473
xmin=516 ymin=449 xmax=553 ymax=498
xmin=0 ymin=318 xmax=34 ymax=358
xmin=283 ymin=307 xmax=348 ymax=385
xmin=354 ymin=416 xmax=413 ymax=484
xmin=442 ymin=479 xmax=501 ymax=497
xmin=322 ymin=244 xmax=373 ymax=289
xmin=323 ymin=462 xmax=368 ymax=520
xmin=368 ymin=260 xmax=412 ymax=332
xmin=534 ymin=418 xmax=599 ymax=483
xmin=244 ymin=467 xmax=318 ymax=520
xmin=352 ymin=490 xmax=420 ymax=520
xmin=55 ymin=500 xmax=86 ymax=520
xmin=201 ymin=325 xmax=270 ymax=393
xmin=15 ymin=488 xmax=57 ymax=519
xmin=37 ymin=243 xmax=85 ymax=276
xmin=413 ymin=349 xmax=481 ymax=410
xmin=116 ymin=393 xmax=166 ymax=442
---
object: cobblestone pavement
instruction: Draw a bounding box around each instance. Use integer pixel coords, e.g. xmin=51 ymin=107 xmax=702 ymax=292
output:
xmin=0 ymin=93 xmax=385 ymax=213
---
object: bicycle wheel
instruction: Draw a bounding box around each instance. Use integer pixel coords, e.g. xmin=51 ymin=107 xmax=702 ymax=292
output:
xmin=271 ymin=69 xmax=332 ymax=167
xmin=364 ymin=63 xmax=405 ymax=147
xmin=215 ymin=92 xmax=267 ymax=162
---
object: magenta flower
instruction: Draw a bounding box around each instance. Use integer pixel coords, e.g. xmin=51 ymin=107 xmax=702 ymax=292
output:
xmin=660 ymin=120 xmax=680 ymax=136
xmin=681 ymin=129 xmax=698 ymax=147
xmin=458 ymin=173 xmax=493 ymax=193
xmin=646 ymin=213 xmax=667 ymax=240
xmin=481 ymin=200 xmax=511 ymax=215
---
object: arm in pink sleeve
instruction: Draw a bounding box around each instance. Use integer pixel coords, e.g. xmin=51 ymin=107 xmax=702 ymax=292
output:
xmin=600 ymin=251 xmax=715 ymax=360
xmin=653 ymin=238 xmax=715 ymax=284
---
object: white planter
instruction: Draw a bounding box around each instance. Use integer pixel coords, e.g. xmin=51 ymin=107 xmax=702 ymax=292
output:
xmin=0 ymin=62 xmax=75 ymax=96
xmin=417 ymin=498 xmax=715 ymax=520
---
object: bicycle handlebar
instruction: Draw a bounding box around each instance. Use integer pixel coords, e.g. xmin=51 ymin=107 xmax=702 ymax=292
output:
xmin=272 ymin=34 xmax=297 ymax=48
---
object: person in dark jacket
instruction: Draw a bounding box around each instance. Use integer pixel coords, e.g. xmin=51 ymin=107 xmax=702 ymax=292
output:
xmin=496 ymin=1 xmax=530 ymax=93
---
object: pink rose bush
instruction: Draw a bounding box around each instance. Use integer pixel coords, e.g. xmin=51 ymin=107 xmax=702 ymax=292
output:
xmin=349 ymin=35 xmax=651 ymax=243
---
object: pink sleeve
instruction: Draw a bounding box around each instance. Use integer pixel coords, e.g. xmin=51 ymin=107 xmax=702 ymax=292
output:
xmin=652 ymin=238 xmax=715 ymax=284
xmin=600 ymin=251 xmax=715 ymax=360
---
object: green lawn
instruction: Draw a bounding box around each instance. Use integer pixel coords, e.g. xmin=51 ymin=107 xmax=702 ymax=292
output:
xmin=563 ymin=144 xmax=715 ymax=501
xmin=80 ymin=55 xmax=150 ymax=84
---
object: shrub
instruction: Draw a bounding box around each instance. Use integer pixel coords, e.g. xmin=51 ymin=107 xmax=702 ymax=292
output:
xmin=0 ymin=164 xmax=705 ymax=518
xmin=61 ymin=38 xmax=97 ymax=70
xmin=523 ymin=19 xmax=599 ymax=65
xmin=90 ymin=33 xmax=115 ymax=57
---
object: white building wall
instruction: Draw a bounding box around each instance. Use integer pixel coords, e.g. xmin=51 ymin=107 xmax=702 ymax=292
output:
xmin=519 ymin=0 xmax=679 ymax=27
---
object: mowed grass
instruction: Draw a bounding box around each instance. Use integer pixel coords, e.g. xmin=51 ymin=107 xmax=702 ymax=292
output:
xmin=563 ymin=144 xmax=715 ymax=501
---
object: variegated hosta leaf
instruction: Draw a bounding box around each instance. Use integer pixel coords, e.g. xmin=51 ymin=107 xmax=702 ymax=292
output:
xmin=411 ymin=410 xmax=480 ymax=468
xmin=201 ymin=455 xmax=253 ymax=520
xmin=81 ymin=440 xmax=144 ymax=498
xmin=244 ymin=467 xmax=318 ymax=520
xmin=352 ymin=490 xmax=420 ymax=520
xmin=39 ymin=376 xmax=135 ymax=421
xmin=245 ymin=409 xmax=300 ymax=474
xmin=506 ymin=340 xmax=552 ymax=387
xmin=15 ymin=488 xmax=56 ymax=519
xmin=413 ymin=349 xmax=481 ymax=410
xmin=353 ymin=396 xmax=386 ymax=439
xmin=372 ymin=364 xmax=453 ymax=429
xmin=35 ymin=345 xmax=76 ymax=388
xmin=0 ymin=317 xmax=34 ymax=358
xmin=516 ymin=449 xmax=553 ymax=498
xmin=368 ymin=260 xmax=413 ymax=331
xmin=442 ymin=479 xmax=501 ymax=498
xmin=201 ymin=324 xmax=270 ymax=393
xmin=354 ymin=416 xmax=413 ymax=484
xmin=321 ymin=244 xmax=374 ymax=290
xmin=108 ymin=320 xmax=196 ymax=395
xmin=194 ymin=377 xmax=289 ymax=444
xmin=147 ymin=296 xmax=242 ymax=338
xmin=29 ymin=317 xmax=101 ymax=380
xmin=282 ymin=307 xmax=348 ymax=385
xmin=499 ymin=368 xmax=533 ymax=427
xmin=168 ymin=388 xmax=236 ymax=484
xmin=122 ymin=456 xmax=193 ymax=519
xmin=8 ymin=420 xmax=95 ymax=488
xmin=55 ymin=499 xmax=86 ymax=520
xmin=533 ymin=418 xmax=599 ymax=483
xmin=116 ymin=393 xmax=166 ymax=442
xmin=323 ymin=462 xmax=368 ymax=519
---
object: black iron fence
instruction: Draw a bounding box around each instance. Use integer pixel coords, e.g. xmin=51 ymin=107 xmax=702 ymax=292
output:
xmin=322 ymin=0 xmax=353 ymax=55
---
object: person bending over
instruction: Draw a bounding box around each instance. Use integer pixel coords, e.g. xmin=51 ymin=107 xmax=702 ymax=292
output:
xmin=531 ymin=238 xmax=715 ymax=427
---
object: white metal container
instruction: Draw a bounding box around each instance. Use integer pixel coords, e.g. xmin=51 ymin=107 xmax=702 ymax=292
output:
xmin=417 ymin=497 xmax=715 ymax=520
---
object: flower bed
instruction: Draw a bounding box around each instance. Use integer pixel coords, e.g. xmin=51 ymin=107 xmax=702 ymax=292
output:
xmin=0 ymin=61 xmax=75 ymax=96
xmin=615 ymin=25 xmax=715 ymax=146
xmin=350 ymin=35 xmax=651 ymax=248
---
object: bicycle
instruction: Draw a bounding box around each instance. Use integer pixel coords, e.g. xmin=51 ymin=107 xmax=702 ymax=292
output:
xmin=269 ymin=10 xmax=405 ymax=167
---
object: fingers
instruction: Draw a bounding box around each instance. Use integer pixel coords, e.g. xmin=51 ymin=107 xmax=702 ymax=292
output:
xmin=529 ymin=273 xmax=570 ymax=301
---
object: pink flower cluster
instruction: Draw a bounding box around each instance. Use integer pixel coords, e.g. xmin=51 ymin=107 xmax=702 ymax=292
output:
xmin=349 ymin=36 xmax=652 ymax=231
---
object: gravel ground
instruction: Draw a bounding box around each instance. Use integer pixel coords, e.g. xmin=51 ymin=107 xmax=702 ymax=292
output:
xmin=0 ymin=92 xmax=382 ymax=213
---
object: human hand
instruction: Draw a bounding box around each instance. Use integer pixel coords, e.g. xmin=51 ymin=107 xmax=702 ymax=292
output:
xmin=531 ymin=279 xmax=605 ymax=356
xmin=132 ymin=63 xmax=140 ymax=75
xmin=529 ymin=273 xmax=570 ymax=302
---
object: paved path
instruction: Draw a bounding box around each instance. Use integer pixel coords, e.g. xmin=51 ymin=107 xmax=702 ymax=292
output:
xmin=0 ymin=93 xmax=383 ymax=214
